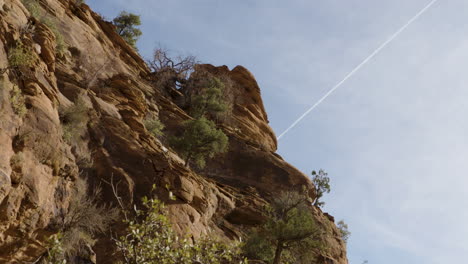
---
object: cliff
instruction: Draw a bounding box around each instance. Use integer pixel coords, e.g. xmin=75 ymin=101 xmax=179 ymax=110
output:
xmin=0 ymin=0 xmax=348 ymax=263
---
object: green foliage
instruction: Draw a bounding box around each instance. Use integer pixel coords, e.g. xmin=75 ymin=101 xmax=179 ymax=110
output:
xmin=8 ymin=40 xmax=36 ymax=68
xmin=337 ymin=220 xmax=351 ymax=243
xmin=191 ymin=77 xmax=229 ymax=119
xmin=21 ymin=0 xmax=67 ymax=55
xmin=73 ymin=0 xmax=85 ymax=5
xmin=311 ymin=169 xmax=331 ymax=208
xmin=22 ymin=0 xmax=41 ymax=18
xmin=10 ymin=85 xmax=27 ymax=117
xmin=115 ymin=194 xmax=247 ymax=264
xmin=243 ymin=190 xmax=324 ymax=264
xmin=144 ymin=118 xmax=165 ymax=138
xmin=112 ymin=11 xmax=142 ymax=49
xmin=41 ymin=17 xmax=68 ymax=56
xmin=44 ymin=233 xmax=67 ymax=264
xmin=170 ymin=117 xmax=228 ymax=168
xmin=60 ymin=98 xmax=89 ymax=144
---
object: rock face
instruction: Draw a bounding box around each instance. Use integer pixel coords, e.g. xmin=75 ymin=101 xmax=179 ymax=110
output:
xmin=0 ymin=0 xmax=348 ymax=263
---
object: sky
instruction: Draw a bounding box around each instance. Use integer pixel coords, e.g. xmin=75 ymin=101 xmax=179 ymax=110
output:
xmin=87 ymin=1 xmax=468 ymax=263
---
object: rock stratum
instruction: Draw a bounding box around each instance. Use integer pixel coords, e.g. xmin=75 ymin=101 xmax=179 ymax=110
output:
xmin=0 ymin=0 xmax=348 ymax=263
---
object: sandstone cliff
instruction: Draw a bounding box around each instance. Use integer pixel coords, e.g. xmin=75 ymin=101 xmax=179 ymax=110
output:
xmin=0 ymin=0 xmax=348 ymax=263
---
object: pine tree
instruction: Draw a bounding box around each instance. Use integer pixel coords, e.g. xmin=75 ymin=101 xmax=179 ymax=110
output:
xmin=244 ymin=189 xmax=324 ymax=264
xmin=170 ymin=117 xmax=228 ymax=168
xmin=190 ymin=77 xmax=228 ymax=119
xmin=113 ymin=11 xmax=142 ymax=49
xmin=311 ymin=169 xmax=331 ymax=208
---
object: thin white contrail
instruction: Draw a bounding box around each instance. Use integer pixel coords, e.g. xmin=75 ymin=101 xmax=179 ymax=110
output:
xmin=277 ymin=0 xmax=439 ymax=140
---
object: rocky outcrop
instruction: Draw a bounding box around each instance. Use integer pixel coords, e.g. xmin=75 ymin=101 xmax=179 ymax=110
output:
xmin=0 ymin=0 xmax=348 ymax=263
xmin=192 ymin=64 xmax=278 ymax=152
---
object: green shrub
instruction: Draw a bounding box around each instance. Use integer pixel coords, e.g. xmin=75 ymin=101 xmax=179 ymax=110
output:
xmin=170 ymin=117 xmax=228 ymax=168
xmin=60 ymin=98 xmax=88 ymax=143
xmin=41 ymin=17 xmax=68 ymax=55
xmin=8 ymin=41 xmax=36 ymax=68
xmin=115 ymin=192 xmax=247 ymax=264
xmin=22 ymin=0 xmax=41 ymax=18
xmin=21 ymin=0 xmax=67 ymax=55
xmin=10 ymin=85 xmax=27 ymax=117
xmin=44 ymin=233 xmax=66 ymax=264
xmin=144 ymin=118 xmax=165 ymax=138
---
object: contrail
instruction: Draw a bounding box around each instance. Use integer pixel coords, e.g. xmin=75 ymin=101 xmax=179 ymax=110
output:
xmin=277 ymin=0 xmax=439 ymax=140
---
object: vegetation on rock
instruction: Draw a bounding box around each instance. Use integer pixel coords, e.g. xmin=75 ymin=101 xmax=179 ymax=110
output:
xmin=337 ymin=220 xmax=351 ymax=243
xmin=144 ymin=117 xmax=165 ymax=138
xmin=148 ymin=47 xmax=197 ymax=90
xmin=60 ymin=97 xmax=89 ymax=143
xmin=10 ymin=85 xmax=27 ymax=117
xmin=22 ymin=0 xmax=68 ymax=55
xmin=170 ymin=117 xmax=228 ymax=168
xmin=41 ymin=17 xmax=68 ymax=56
xmin=114 ymin=189 xmax=247 ymax=264
xmin=113 ymin=11 xmax=142 ymax=49
xmin=311 ymin=169 xmax=331 ymax=208
xmin=44 ymin=178 xmax=118 ymax=263
xmin=7 ymin=40 xmax=36 ymax=69
xmin=190 ymin=76 xmax=229 ymax=119
xmin=22 ymin=0 xmax=41 ymax=18
xmin=243 ymin=189 xmax=325 ymax=264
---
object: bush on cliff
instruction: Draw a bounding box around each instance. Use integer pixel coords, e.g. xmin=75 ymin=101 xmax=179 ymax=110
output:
xmin=21 ymin=0 xmax=68 ymax=55
xmin=43 ymin=178 xmax=118 ymax=263
xmin=59 ymin=97 xmax=89 ymax=144
xmin=114 ymin=188 xmax=247 ymax=264
xmin=10 ymin=85 xmax=27 ymax=117
xmin=8 ymin=40 xmax=36 ymax=69
xmin=144 ymin=117 xmax=165 ymax=138
xmin=170 ymin=117 xmax=228 ymax=168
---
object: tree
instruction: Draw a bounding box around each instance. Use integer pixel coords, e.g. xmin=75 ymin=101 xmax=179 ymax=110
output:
xmin=337 ymin=220 xmax=351 ymax=243
xmin=114 ymin=190 xmax=247 ymax=264
xmin=244 ymin=189 xmax=324 ymax=264
xmin=311 ymin=169 xmax=330 ymax=208
xmin=144 ymin=118 xmax=165 ymax=138
xmin=190 ymin=77 xmax=229 ymax=119
xmin=113 ymin=11 xmax=142 ymax=49
xmin=147 ymin=47 xmax=197 ymax=90
xmin=170 ymin=117 xmax=228 ymax=168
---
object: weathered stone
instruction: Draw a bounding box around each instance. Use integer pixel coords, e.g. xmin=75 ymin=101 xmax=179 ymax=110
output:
xmin=0 ymin=1 xmax=348 ymax=263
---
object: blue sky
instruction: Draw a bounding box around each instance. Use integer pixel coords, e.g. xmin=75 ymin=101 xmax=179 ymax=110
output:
xmin=87 ymin=1 xmax=468 ymax=263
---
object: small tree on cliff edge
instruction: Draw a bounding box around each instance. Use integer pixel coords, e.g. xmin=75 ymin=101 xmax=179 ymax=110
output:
xmin=337 ymin=219 xmax=351 ymax=243
xmin=113 ymin=11 xmax=142 ymax=49
xmin=190 ymin=77 xmax=229 ymax=119
xmin=170 ymin=117 xmax=228 ymax=168
xmin=311 ymin=169 xmax=330 ymax=208
xmin=243 ymin=189 xmax=325 ymax=264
